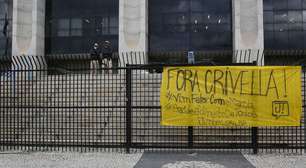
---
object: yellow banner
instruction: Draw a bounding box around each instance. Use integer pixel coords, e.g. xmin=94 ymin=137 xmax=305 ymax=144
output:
xmin=160 ymin=66 xmax=302 ymax=127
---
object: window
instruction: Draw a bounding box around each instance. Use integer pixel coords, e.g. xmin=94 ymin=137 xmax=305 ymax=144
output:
xmin=70 ymin=18 xmax=82 ymax=36
xmin=57 ymin=19 xmax=70 ymax=37
xmin=264 ymin=0 xmax=306 ymax=49
xmin=46 ymin=0 xmax=119 ymax=54
xmin=149 ymin=0 xmax=232 ymax=52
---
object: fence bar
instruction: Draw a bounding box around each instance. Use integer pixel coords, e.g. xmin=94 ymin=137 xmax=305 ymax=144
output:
xmin=188 ymin=127 xmax=193 ymax=148
xmin=304 ymin=70 xmax=306 ymax=153
xmin=252 ymin=127 xmax=258 ymax=154
xmin=125 ymin=67 xmax=132 ymax=153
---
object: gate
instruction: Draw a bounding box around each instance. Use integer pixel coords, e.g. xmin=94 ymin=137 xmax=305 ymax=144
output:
xmin=0 ymin=51 xmax=305 ymax=153
xmin=125 ymin=64 xmax=305 ymax=154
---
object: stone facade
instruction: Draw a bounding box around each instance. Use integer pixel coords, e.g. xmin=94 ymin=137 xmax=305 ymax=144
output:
xmin=10 ymin=0 xmax=264 ymax=68
xmin=232 ymin=0 xmax=264 ymax=65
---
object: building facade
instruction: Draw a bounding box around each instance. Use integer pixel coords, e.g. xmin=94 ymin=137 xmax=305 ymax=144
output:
xmin=1 ymin=0 xmax=306 ymax=66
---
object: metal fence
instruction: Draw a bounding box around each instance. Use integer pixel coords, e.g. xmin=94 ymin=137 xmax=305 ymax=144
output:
xmin=0 ymin=50 xmax=305 ymax=154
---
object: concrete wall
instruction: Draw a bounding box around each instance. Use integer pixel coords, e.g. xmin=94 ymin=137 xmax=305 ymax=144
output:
xmin=232 ymin=0 xmax=264 ymax=65
xmin=119 ymin=0 xmax=148 ymax=64
xmin=12 ymin=0 xmax=46 ymax=70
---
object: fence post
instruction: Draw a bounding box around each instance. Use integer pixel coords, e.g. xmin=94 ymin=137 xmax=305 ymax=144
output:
xmin=252 ymin=127 xmax=258 ymax=154
xmin=126 ymin=66 xmax=132 ymax=153
xmin=188 ymin=127 xmax=193 ymax=149
xmin=251 ymin=61 xmax=258 ymax=154
xmin=303 ymin=68 xmax=306 ymax=154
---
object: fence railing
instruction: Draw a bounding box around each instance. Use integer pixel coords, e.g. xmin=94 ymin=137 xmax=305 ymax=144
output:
xmin=0 ymin=50 xmax=305 ymax=153
xmin=1 ymin=50 xmax=306 ymax=71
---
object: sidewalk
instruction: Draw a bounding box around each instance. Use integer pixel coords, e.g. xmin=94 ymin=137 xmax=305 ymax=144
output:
xmin=0 ymin=151 xmax=305 ymax=168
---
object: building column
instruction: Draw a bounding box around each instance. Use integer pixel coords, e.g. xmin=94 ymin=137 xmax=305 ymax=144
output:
xmin=119 ymin=0 xmax=148 ymax=65
xmin=232 ymin=0 xmax=264 ymax=65
xmin=12 ymin=0 xmax=46 ymax=70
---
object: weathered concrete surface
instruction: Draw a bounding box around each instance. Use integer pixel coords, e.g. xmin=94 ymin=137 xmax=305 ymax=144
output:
xmin=12 ymin=0 xmax=45 ymax=56
xmin=119 ymin=0 xmax=148 ymax=65
xmin=232 ymin=0 xmax=264 ymax=65
xmin=12 ymin=0 xmax=46 ymax=71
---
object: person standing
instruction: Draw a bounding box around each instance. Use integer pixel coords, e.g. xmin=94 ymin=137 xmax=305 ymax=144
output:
xmin=90 ymin=42 xmax=102 ymax=74
xmin=102 ymin=41 xmax=113 ymax=73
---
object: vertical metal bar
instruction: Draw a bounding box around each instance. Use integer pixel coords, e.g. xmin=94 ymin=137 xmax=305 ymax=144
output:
xmin=250 ymin=60 xmax=258 ymax=154
xmin=0 ymin=69 xmax=2 ymax=150
xmin=304 ymin=68 xmax=306 ymax=153
xmin=125 ymin=67 xmax=132 ymax=153
xmin=188 ymin=126 xmax=193 ymax=149
xmin=0 ymin=69 xmax=2 ymax=151
xmin=252 ymin=127 xmax=258 ymax=154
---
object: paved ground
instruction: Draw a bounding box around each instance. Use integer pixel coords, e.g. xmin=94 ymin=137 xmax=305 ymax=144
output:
xmin=0 ymin=151 xmax=305 ymax=168
xmin=134 ymin=151 xmax=255 ymax=168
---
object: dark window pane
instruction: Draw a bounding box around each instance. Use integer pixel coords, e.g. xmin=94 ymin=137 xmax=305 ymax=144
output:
xmin=264 ymin=31 xmax=274 ymax=49
xmin=109 ymin=16 xmax=118 ymax=27
xmin=150 ymin=0 xmax=232 ymax=52
xmin=163 ymin=0 xmax=189 ymax=12
xmin=304 ymin=33 xmax=306 ymax=48
xmin=274 ymin=0 xmax=287 ymax=10
xmin=288 ymin=23 xmax=303 ymax=30
xmin=71 ymin=29 xmax=82 ymax=36
xmin=0 ymin=20 xmax=4 ymax=36
xmin=264 ymin=11 xmax=273 ymax=23
xmin=82 ymin=18 xmax=94 ymax=36
xmin=57 ymin=19 xmax=70 ymax=37
xmin=198 ymin=0 xmax=231 ymax=13
xmin=264 ymin=23 xmax=274 ymax=31
xmin=288 ymin=11 xmax=302 ymax=23
xmin=95 ymin=17 xmax=109 ymax=35
xmin=274 ymin=11 xmax=288 ymax=23
xmin=46 ymin=0 xmax=119 ymax=54
xmin=264 ymin=0 xmax=306 ymax=49
xmin=191 ymin=13 xmax=205 ymax=24
xmin=110 ymin=27 xmax=118 ymax=35
xmin=70 ymin=37 xmax=83 ymax=53
xmin=274 ymin=32 xmax=288 ymax=48
xmin=58 ymin=19 xmax=69 ymax=29
xmin=264 ymin=0 xmax=273 ymax=11
xmin=0 ymin=3 xmax=5 ymax=16
xmin=288 ymin=0 xmax=302 ymax=9
xmin=289 ymin=31 xmax=304 ymax=48
xmin=0 ymin=39 xmax=5 ymax=48
xmin=57 ymin=30 xmax=69 ymax=37
xmin=70 ymin=18 xmax=82 ymax=36
xmin=191 ymin=0 xmax=205 ymax=12
xmin=71 ymin=18 xmax=82 ymax=29
xmin=274 ymin=23 xmax=288 ymax=32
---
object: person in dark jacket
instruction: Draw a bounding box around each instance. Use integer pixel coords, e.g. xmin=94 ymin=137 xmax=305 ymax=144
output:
xmin=90 ymin=42 xmax=102 ymax=73
xmin=102 ymin=41 xmax=112 ymax=61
